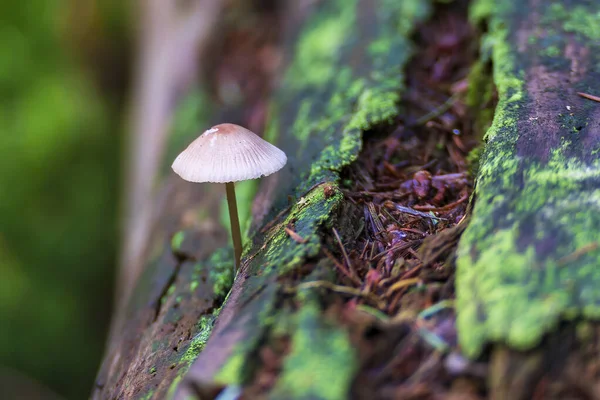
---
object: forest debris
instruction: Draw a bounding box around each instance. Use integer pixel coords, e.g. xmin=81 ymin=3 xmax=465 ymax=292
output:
xmin=385 ymin=278 xmax=421 ymax=296
xmin=322 ymin=248 xmax=361 ymax=285
xmin=316 ymin=1 xmax=482 ymax=398
xmin=332 ymin=228 xmax=356 ymax=278
xmin=412 ymin=191 xmax=468 ymax=211
xmin=386 ymin=202 xmax=446 ymax=220
xmin=413 ymin=93 xmax=461 ymax=126
xmin=284 ymin=227 xmax=307 ymax=244
xmin=557 ymin=242 xmax=599 ymax=266
xmin=577 ymin=92 xmax=600 ymax=103
xmin=290 ymin=281 xmax=385 ymax=309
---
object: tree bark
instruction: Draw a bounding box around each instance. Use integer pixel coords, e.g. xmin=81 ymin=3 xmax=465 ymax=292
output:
xmin=456 ymin=1 xmax=600 ymax=398
xmin=456 ymin=0 xmax=600 ymax=357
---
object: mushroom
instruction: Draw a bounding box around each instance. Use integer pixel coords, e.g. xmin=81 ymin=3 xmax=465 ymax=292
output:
xmin=171 ymin=123 xmax=287 ymax=271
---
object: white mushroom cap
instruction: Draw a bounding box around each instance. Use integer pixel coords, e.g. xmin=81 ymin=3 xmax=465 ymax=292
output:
xmin=172 ymin=123 xmax=287 ymax=183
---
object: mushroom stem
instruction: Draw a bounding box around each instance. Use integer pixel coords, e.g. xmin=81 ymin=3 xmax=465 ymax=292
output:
xmin=225 ymin=182 xmax=243 ymax=272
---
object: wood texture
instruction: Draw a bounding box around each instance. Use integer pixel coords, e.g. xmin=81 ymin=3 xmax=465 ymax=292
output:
xmin=457 ymin=0 xmax=600 ymax=357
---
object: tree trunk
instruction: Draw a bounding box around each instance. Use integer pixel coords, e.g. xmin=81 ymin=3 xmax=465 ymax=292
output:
xmin=457 ymin=0 xmax=600 ymax=398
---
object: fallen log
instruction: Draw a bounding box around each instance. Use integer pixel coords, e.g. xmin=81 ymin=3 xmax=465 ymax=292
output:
xmin=457 ymin=0 xmax=600 ymax=356
xmin=455 ymin=1 xmax=600 ymax=397
xmin=93 ymin=0 xmax=432 ymax=398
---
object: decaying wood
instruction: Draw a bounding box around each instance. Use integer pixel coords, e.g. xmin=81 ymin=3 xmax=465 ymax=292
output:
xmin=454 ymin=0 xmax=600 ymax=397
xmin=456 ymin=0 xmax=600 ymax=356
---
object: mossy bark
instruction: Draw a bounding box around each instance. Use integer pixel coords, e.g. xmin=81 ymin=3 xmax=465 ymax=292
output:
xmin=457 ymin=0 xmax=600 ymax=358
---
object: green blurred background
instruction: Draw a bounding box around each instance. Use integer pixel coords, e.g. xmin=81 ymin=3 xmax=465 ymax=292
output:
xmin=0 ymin=1 xmax=130 ymax=398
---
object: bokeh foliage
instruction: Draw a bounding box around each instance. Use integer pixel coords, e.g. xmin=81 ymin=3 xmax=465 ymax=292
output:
xmin=0 ymin=1 xmax=128 ymax=398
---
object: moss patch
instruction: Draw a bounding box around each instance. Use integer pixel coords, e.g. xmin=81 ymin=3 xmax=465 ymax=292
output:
xmin=272 ymin=0 xmax=432 ymax=196
xmin=258 ymin=184 xmax=343 ymax=275
xmin=180 ymin=308 xmax=221 ymax=367
xmin=212 ymin=185 xmax=344 ymax=386
xmin=270 ymin=303 xmax=356 ymax=400
xmin=545 ymin=3 xmax=600 ymax=41
xmin=466 ymin=59 xmax=495 ymax=138
xmin=285 ymin=0 xmax=357 ymax=91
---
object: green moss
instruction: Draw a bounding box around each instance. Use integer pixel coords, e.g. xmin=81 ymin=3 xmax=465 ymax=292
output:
xmin=290 ymin=101 xmax=314 ymax=144
xmin=166 ymin=375 xmax=183 ymax=400
xmin=270 ymin=304 xmax=357 ymax=399
xmin=466 ymin=147 xmax=482 ymax=178
xmin=469 ymin=0 xmax=494 ymax=25
xmin=163 ymin=308 xmax=223 ymax=398
xmin=347 ymin=88 xmax=398 ymax=130
xmin=170 ymin=247 xmax=233 ymax=302
xmin=384 ymin=0 xmax=432 ymax=36
xmin=281 ymin=0 xmax=431 ymax=191
xmin=137 ymin=390 xmax=155 ymax=400
xmin=466 ymin=61 xmax=488 ymax=109
xmin=369 ymin=37 xmax=393 ymax=57
xmin=168 ymin=284 xmax=176 ymax=295
xmin=546 ymin=3 xmax=600 ymax=41
xmin=466 ymin=59 xmax=495 ymax=137
xmin=459 ymin=154 xmax=600 ymax=355
xmin=265 ymin=185 xmax=343 ymax=272
xmin=541 ymin=45 xmax=561 ymax=58
xmin=475 ymin=0 xmax=526 ymax=144
xmin=286 ymin=0 xmax=356 ymax=91
xmin=205 ymin=248 xmax=234 ymax=299
xmin=214 ymin=352 xmax=246 ymax=385
xmin=212 ymin=185 xmax=346 ymax=387
xmin=181 ymin=310 xmax=220 ymax=365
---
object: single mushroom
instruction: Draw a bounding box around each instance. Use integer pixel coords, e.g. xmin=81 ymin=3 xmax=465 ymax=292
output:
xmin=171 ymin=123 xmax=287 ymax=271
